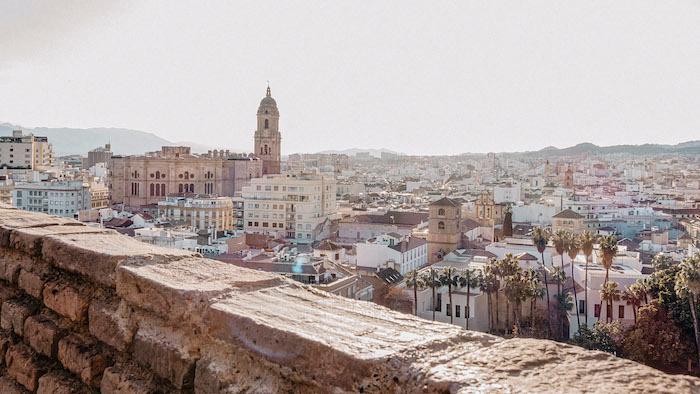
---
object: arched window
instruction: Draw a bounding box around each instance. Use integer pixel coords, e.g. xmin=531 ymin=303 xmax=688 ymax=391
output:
xmin=264 ymin=119 xmax=269 ymax=129
xmin=438 ymin=221 xmax=445 ymax=230
xmin=178 ymin=184 xmax=183 ymax=193
xmin=161 ymin=184 xmax=165 ymax=196
xmin=190 ymin=183 xmax=194 ymax=193
xmin=155 ymin=171 xmax=160 ymax=179
xmin=150 ymin=184 xmax=154 ymax=196
xmin=260 ymin=147 xmax=264 ymax=155
xmin=438 ymin=208 xmax=445 ymax=216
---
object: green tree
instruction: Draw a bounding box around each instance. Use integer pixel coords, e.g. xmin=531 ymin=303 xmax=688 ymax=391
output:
xmin=579 ymin=231 xmax=596 ymax=328
xmin=525 ymin=268 xmax=545 ymax=331
xmin=571 ymin=320 xmax=623 ymax=354
xmin=622 ymin=301 xmax=690 ymax=367
xmin=405 ymin=270 xmax=424 ymax=316
xmin=652 ymin=253 xmax=673 ymax=271
xmin=531 ymin=226 xmax=552 ymax=336
xmin=600 ymin=281 xmax=621 ymax=323
xmin=440 ymin=266 xmax=459 ymax=324
xmin=420 ymin=268 xmax=441 ymax=321
xmin=675 ymin=254 xmax=700 ymax=367
xmin=622 ymin=283 xmax=644 ymax=324
xmin=504 ymin=268 xmax=529 ymax=334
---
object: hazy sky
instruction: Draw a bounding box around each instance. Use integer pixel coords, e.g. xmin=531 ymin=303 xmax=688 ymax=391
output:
xmin=1 ymin=1 xmax=699 ymax=155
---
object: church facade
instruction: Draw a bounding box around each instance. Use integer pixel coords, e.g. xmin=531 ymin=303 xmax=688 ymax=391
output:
xmin=109 ymin=86 xmax=281 ymax=208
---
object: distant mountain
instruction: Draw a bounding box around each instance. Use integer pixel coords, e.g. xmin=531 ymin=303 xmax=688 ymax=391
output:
xmin=0 ymin=123 xmax=214 ymax=156
xmin=519 ymin=141 xmax=700 ymax=157
xmin=314 ymin=148 xmax=403 ymax=157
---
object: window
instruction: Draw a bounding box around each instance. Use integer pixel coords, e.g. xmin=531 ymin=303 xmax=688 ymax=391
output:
xmin=606 ymin=304 xmax=612 ymax=319
xmin=438 ymin=208 xmax=445 ymax=216
xmin=446 ymin=304 xmax=451 ymax=316
xmin=594 ymin=304 xmax=601 ymax=318
xmin=438 ymin=221 xmax=445 ymax=230
xmin=578 ymin=300 xmax=585 ymax=315
xmin=264 ymin=119 xmax=269 ymax=129
xmin=455 ymin=305 xmax=461 ymax=318
xmin=618 ymin=305 xmax=625 ymax=319
xmin=435 ymin=293 xmax=442 ymax=311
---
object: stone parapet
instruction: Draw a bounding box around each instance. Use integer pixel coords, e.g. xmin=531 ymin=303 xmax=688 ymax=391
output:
xmin=0 ymin=204 xmax=698 ymax=393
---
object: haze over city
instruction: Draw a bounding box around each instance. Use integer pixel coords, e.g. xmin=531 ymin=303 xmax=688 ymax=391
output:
xmin=2 ymin=2 xmax=700 ymax=392
xmin=2 ymin=1 xmax=700 ymax=155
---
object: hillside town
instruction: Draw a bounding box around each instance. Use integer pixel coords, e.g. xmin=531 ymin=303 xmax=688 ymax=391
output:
xmin=2 ymin=87 xmax=700 ymax=377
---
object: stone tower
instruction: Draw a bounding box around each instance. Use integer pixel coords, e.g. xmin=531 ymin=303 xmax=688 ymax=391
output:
xmin=254 ymin=85 xmax=281 ymax=175
xmin=427 ymin=197 xmax=462 ymax=263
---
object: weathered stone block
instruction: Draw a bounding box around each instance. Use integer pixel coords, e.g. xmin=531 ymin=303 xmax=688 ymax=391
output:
xmin=18 ymin=269 xmax=45 ymax=299
xmin=42 ymin=232 xmax=197 ymax=288
xmin=116 ymin=257 xmax=283 ymax=321
xmin=0 ymin=331 xmax=12 ymax=366
xmin=58 ymin=334 xmax=111 ymax=388
xmin=0 ymin=250 xmax=27 ymax=284
xmin=43 ymin=281 xmax=89 ymax=322
xmin=88 ymin=300 xmax=135 ymax=352
xmin=0 ymin=280 xmax=20 ymax=304
xmin=132 ymin=327 xmax=197 ymax=389
xmin=5 ymin=343 xmax=49 ymax=392
xmin=9 ymin=224 xmax=111 ymax=256
xmin=100 ymin=364 xmax=158 ymax=394
xmin=1 ymin=299 xmax=37 ymax=335
xmin=0 ymin=376 xmax=29 ymax=394
xmin=37 ymin=370 xmax=91 ymax=394
xmin=0 ymin=209 xmax=77 ymax=248
xmin=23 ymin=314 xmax=64 ymax=357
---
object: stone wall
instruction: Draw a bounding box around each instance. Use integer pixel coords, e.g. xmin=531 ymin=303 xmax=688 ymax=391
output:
xmin=0 ymin=204 xmax=698 ymax=393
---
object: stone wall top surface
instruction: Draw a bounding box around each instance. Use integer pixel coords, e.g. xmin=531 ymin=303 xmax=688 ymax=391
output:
xmin=1 ymin=204 xmax=699 ymax=393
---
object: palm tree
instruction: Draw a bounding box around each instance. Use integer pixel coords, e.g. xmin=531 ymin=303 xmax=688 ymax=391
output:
xmin=498 ymin=254 xmax=520 ymax=334
xmin=440 ymin=266 xmax=459 ymax=324
xmin=458 ymin=268 xmax=480 ymax=330
xmin=552 ymin=230 xmax=569 ymax=271
xmin=531 ymin=226 xmax=552 ymax=337
xmin=481 ymin=263 xmax=499 ymax=332
xmin=598 ymin=235 xmax=618 ymax=322
xmin=599 ymin=281 xmax=620 ymax=323
xmin=621 ymin=285 xmax=642 ymax=324
xmin=504 ymin=268 xmax=528 ymax=334
xmin=405 ymin=270 xmax=423 ymax=316
xmin=566 ymin=233 xmax=581 ymax=331
xmin=551 ymin=266 xmax=567 ymax=337
xmin=526 ymin=269 xmax=545 ymax=331
xmin=675 ymin=254 xmax=700 ymax=367
xmin=421 ymin=268 xmax=440 ymax=321
xmin=579 ymin=231 xmax=596 ymax=327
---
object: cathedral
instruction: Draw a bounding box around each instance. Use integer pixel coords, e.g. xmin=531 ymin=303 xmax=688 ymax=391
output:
xmin=109 ymin=86 xmax=282 ymax=208
xmin=254 ymin=85 xmax=282 ymax=175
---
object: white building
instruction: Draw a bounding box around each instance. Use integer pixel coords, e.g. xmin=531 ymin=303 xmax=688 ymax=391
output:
xmin=0 ymin=130 xmax=54 ymax=170
xmin=241 ymin=173 xmax=337 ymax=244
xmin=493 ymin=182 xmax=521 ymax=204
xmin=158 ymin=195 xmax=235 ymax=234
xmin=355 ymin=233 xmax=428 ymax=274
xmin=12 ymin=181 xmax=91 ymax=217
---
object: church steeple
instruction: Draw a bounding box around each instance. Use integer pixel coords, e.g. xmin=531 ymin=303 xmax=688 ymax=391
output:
xmin=254 ymin=84 xmax=281 ymax=175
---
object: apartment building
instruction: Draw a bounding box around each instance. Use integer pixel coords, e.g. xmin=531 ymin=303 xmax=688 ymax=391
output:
xmin=241 ymin=173 xmax=337 ymax=244
xmin=12 ymin=181 xmax=91 ymax=217
xmin=0 ymin=130 xmax=54 ymax=170
xmin=157 ymin=195 xmax=235 ymax=234
xmin=355 ymin=233 xmax=428 ymax=275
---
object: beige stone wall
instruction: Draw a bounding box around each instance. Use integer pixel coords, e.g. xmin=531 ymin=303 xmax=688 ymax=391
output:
xmin=0 ymin=204 xmax=698 ymax=392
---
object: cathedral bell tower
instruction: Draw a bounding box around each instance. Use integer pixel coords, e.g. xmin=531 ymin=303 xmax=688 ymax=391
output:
xmin=254 ymin=84 xmax=282 ymax=175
